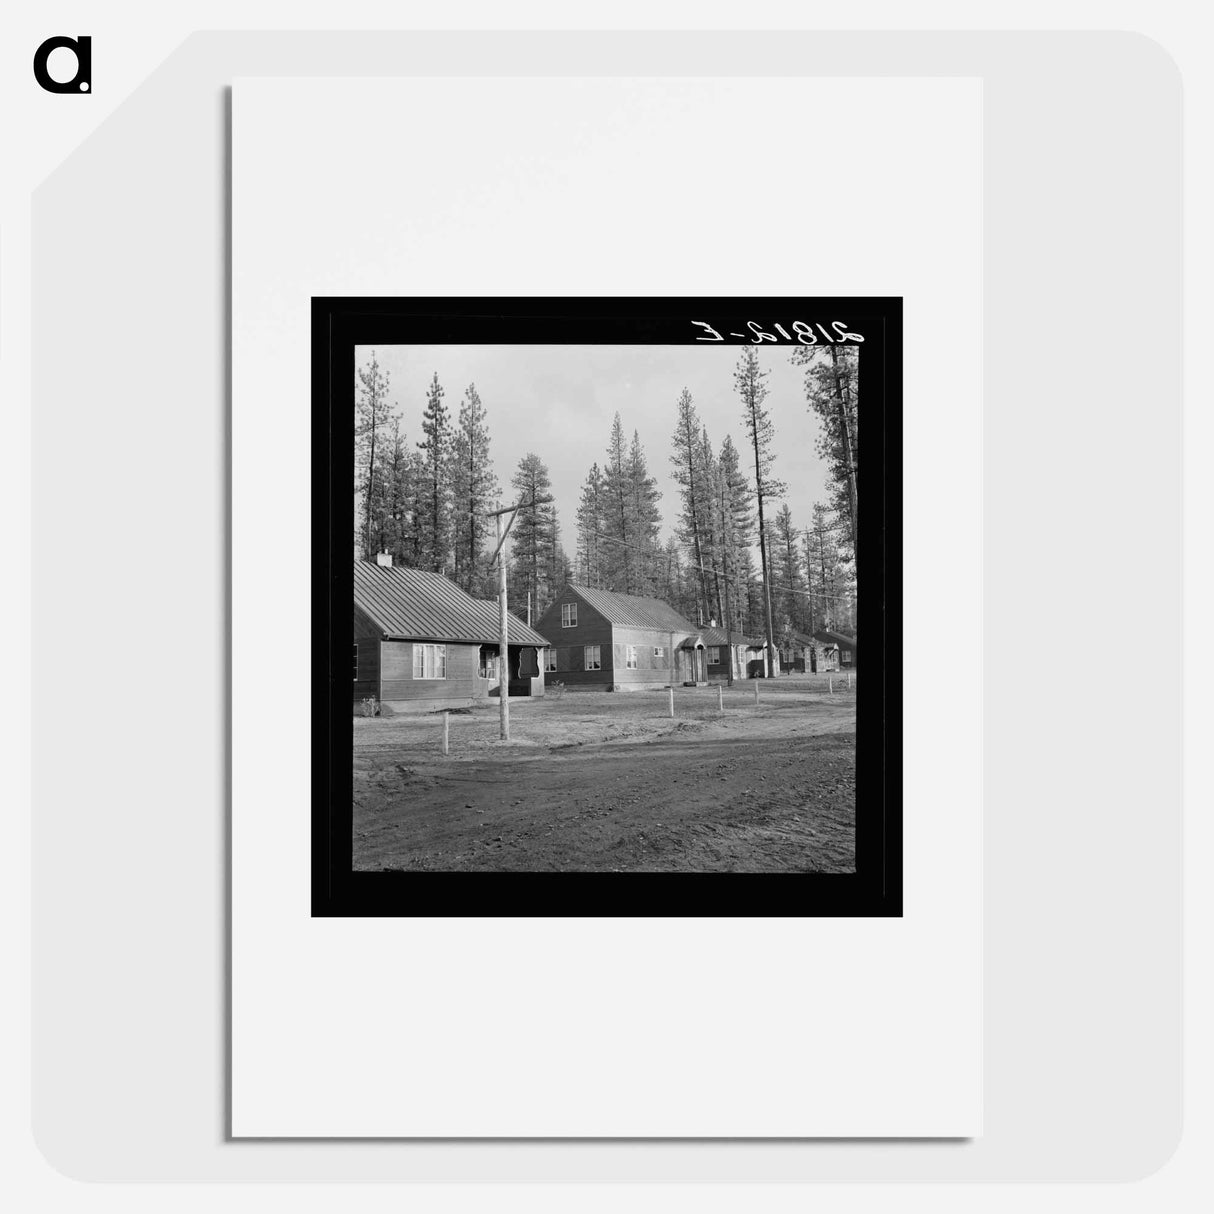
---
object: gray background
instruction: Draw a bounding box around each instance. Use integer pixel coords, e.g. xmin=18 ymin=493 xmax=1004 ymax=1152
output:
xmin=31 ymin=31 xmax=1181 ymax=1181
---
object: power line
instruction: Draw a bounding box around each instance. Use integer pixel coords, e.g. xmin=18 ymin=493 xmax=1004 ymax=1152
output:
xmin=585 ymin=530 xmax=855 ymax=604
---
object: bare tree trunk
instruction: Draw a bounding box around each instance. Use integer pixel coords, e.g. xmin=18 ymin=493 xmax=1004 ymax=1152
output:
xmin=829 ymin=343 xmax=859 ymax=558
xmin=751 ymin=472 xmax=777 ymax=677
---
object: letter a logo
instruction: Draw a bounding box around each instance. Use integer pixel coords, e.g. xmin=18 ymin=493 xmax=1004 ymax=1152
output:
xmin=33 ymin=36 xmax=92 ymax=94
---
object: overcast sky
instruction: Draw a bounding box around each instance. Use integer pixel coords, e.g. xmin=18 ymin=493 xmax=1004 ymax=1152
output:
xmin=357 ymin=344 xmax=832 ymax=552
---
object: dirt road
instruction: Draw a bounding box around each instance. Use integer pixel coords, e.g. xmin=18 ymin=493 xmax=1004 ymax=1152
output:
xmin=353 ymin=680 xmax=856 ymax=873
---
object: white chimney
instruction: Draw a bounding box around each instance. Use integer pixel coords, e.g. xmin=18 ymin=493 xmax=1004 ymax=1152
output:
xmin=376 ymin=552 xmax=392 ymax=568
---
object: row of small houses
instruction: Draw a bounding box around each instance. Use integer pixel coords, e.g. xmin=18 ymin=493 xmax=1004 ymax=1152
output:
xmin=352 ymin=556 xmax=856 ymax=713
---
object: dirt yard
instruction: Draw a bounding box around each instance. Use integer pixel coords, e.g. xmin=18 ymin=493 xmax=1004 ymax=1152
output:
xmin=353 ymin=675 xmax=857 ymax=873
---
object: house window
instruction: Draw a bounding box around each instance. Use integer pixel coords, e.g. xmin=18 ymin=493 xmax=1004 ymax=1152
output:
xmin=840 ymin=649 xmax=853 ymax=666
xmin=626 ymin=645 xmax=638 ymax=669
xmin=352 ymin=643 xmax=358 ymax=680
xmin=545 ymin=648 xmax=558 ymax=673
xmin=653 ymin=646 xmax=664 ymax=658
xmin=561 ymin=602 xmax=578 ymax=628
xmin=412 ymin=642 xmax=447 ymax=679
xmin=707 ymin=646 xmax=721 ymax=665
xmin=584 ymin=644 xmax=601 ymax=671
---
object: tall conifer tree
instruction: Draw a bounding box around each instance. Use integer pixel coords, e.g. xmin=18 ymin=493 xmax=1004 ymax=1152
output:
xmin=416 ymin=372 xmax=452 ymax=572
xmin=736 ymin=349 xmax=786 ymax=675
xmin=447 ymin=383 xmax=499 ymax=594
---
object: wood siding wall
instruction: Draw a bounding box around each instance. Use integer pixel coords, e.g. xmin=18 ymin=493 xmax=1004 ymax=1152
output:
xmin=706 ymin=644 xmax=754 ymax=681
xmin=352 ymin=606 xmax=382 ymax=704
xmin=610 ymin=625 xmax=679 ymax=688
xmin=380 ymin=640 xmax=492 ymax=709
xmin=535 ymin=593 xmax=616 ymax=687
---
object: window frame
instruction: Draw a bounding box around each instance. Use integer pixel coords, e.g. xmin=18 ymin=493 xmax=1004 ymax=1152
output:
xmin=412 ymin=642 xmax=448 ymax=680
xmin=561 ymin=602 xmax=578 ymax=628
xmin=584 ymin=644 xmax=601 ymax=671
xmin=352 ymin=643 xmax=358 ymax=680
xmin=544 ymin=648 xmax=558 ymax=673
xmin=707 ymin=646 xmax=721 ymax=665
xmin=625 ymin=645 xmax=638 ymax=670
xmin=653 ymin=646 xmax=664 ymax=659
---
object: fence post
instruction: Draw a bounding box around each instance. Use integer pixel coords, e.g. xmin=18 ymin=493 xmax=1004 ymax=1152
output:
xmin=753 ymin=679 xmax=759 ymax=705
xmin=847 ymin=672 xmax=852 ymax=690
xmin=442 ymin=711 xmax=449 ymax=755
xmin=717 ymin=684 xmax=724 ymax=714
xmin=829 ymin=675 xmax=833 ymax=694
xmin=668 ymin=685 xmax=675 ymax=718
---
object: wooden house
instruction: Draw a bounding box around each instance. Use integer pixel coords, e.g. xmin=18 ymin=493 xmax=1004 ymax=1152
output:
xmin=535 ymin=585 xmax=711 ymax=690
xmin=353 ymin=557 xmax=550 ymax=713
xmin=779 ymin=630 xmax=818 ymax=672
xmin=701 ymin=625 xmax=770 ymax=681
xmin=812 ymin=628 xmax=858 ymax=672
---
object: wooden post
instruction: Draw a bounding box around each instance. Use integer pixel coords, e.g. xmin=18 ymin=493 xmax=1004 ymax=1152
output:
xmin=497 ymin=508 xmax=510 ymax=742
xmin=847 ymin=672 xmax=852 ymax=690
xmin=829 ymin=674 xmax=834 ymax=694
xmin=668 ymin=685 xmax=675 ymax=718
xmin=442 ymin=711 xmax=450 ymax=755
xmin=753 ymin=679 xmax=759 ymax=705
xmin=717 ymin=684 xmax=724 ymax=714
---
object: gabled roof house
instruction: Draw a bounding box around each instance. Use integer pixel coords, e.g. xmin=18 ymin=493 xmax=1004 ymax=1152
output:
xmin=353 ymin=557 xmax=549 ymax=712
xmin=535 ymin=584 xmax=715 ymax=690
xmin=812 ymin=628 xmax=858 ymax=670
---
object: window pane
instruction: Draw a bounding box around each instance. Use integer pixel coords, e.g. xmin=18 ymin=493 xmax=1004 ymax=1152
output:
xmin=413 ymin=644 xmax=423 ymax=678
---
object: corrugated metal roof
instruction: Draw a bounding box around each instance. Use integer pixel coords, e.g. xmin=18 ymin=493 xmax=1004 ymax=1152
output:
xmin=566 ymin=584 xmax=697 ymax=633
xmin=813 ymin=629 xmax=857 ymax=648
xmin=353 ymin=562 xmax=549 ymax=646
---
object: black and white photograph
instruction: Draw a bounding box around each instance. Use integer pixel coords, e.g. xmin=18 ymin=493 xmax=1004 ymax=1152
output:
xmin=314 ymin=298 xmax=900 ymax=916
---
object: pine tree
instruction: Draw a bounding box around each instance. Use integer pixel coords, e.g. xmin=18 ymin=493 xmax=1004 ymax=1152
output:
xmin=601 ymin=413 xmax=633 ymax=591
xmin=791 ymin=344 xmax=859 ymax=560
xmin=447 ymin=383 xmax=499 ymax=594
xmin=575 ymin=462 xmax=607 ymax=587
xmin=807 ymin=503 xmax=841 ymax=630
xmin=627 ymin=428 xmax=663 ymax=596
xmin=736 ymin=348 xmax=786 ymax=675
xmin=771 ymin=503 xmax=808 ymax=638
xmin=355 ymin=351 xmax=393 ymax=560
xmin=509 ymin=453 xmax=557 ymax=620
xmin=657 ymin=536 xmax=696 ymax=622
xmin=402 ymin=449 xmax=428 ymax=569
xmin=669 ymin=389 xmax=712 ymax=624
xmin=698 ymin=427 xmax=724 ymax=625
xmin=416 ymin=372 xmax=452 ymax=572
xmin=375 ymin=417 xmax=410 ymax=561
xmin=714 ymin=433 xmax=755 ymax=678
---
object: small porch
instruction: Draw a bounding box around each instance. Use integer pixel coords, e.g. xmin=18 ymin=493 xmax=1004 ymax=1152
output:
xmin=677 ymin=637 xmax=709 ymax=686
xmin=483 ymin=643 xmax=545 ymax=698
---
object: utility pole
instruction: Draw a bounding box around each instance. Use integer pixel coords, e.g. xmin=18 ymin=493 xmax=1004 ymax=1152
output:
xmin=487 ymin=494 xmax=554 ymax=742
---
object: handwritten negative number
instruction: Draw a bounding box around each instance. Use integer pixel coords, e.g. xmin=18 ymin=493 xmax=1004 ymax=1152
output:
xmin=692 ymin=320 xmax=864 ymax=344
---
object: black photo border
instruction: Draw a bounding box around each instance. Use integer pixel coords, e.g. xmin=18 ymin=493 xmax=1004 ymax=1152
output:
xmin=312 ymin=297 xmax=902 ymax=917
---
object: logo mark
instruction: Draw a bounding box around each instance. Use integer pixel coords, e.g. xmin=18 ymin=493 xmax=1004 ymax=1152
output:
xmin=33 ymin=36 xmax=91 ymax=93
